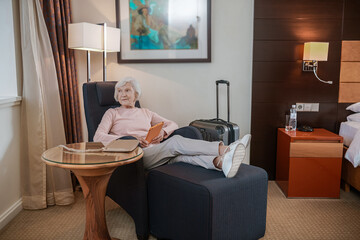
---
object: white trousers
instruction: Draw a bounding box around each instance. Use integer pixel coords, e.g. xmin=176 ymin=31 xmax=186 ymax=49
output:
xmin=143 ymin=135 xmax=221 ymax=170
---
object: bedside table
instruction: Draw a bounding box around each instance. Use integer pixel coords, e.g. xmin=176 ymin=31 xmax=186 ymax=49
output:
xmin=276 ymin=128 xmax=343 ymax=198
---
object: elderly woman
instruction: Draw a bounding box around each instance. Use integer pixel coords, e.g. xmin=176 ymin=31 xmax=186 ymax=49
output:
xmin=94 ymin=77 xmax=251 ymax=178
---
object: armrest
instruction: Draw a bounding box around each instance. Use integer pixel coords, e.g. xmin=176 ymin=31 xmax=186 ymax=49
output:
xmin=167 ymin=126 xmax=203 ymax=140
xmin=116 ymin=126 xmax=202 ymax=144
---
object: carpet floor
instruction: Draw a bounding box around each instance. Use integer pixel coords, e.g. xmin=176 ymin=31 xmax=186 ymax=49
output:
xmin=0 ymin=181 xmax=359 ymax=240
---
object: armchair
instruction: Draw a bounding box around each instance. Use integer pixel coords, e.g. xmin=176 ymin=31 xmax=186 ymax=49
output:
xmin=83 ymin=81 xmax=268 ymax=240
xmin=82 ymin=81 xmax=201 ymax=239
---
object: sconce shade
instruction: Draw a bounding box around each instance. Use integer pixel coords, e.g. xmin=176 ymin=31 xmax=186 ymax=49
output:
xmin=68 ymin=22 xmax=120 ymax=52
xmin=303 ymin=42 xmax=329 ymax=61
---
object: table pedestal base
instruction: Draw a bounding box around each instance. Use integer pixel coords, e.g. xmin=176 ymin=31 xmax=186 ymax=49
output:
xmin=73 ymin=168 xmax=117 ymax=240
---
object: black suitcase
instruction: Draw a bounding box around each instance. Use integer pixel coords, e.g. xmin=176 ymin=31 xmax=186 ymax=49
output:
xmin=190 ymin=80 xmax=240 ymax=145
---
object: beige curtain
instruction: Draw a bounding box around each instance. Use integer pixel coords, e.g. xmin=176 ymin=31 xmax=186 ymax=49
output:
xmin=20 ymin=0 xmax=74 ymax=209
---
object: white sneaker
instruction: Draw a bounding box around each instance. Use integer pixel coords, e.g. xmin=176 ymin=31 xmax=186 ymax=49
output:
xmin=221 ymin=134 xmax=251 ymax=178
xmin=240 ymin=134 xmax=251 ymax=148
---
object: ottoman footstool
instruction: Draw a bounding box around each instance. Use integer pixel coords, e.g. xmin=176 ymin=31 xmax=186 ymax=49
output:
xmin=148 ymin=162 xmax=268 ymax=240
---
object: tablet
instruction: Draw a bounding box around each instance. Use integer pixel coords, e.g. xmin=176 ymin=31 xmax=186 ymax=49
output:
xmin=145 ymin=122 xmax=164 ymax=142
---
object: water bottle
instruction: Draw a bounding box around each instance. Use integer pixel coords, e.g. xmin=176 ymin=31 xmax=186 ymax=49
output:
xmin=289 ymin=105 xmax=297 ymax=131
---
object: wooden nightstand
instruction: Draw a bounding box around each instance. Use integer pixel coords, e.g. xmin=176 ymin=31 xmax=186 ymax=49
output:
xmin=276 ymin=128 xmax=343 ymax=198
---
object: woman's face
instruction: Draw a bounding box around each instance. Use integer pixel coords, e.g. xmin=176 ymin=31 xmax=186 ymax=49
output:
xmin=117 ymin=82 xmax=137 ymax=108
xmin=142 ymin=8 xmax=148 ymax=16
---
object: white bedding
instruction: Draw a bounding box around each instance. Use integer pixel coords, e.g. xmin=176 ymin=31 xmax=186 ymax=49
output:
xmin=339 ymin=121 xmax=360 ymax=147
xmin=339 ymin=121 xmax=360 ymax=168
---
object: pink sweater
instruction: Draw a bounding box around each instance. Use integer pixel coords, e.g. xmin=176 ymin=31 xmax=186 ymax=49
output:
xmin=93 ymin=107 xmax=179 ymax=145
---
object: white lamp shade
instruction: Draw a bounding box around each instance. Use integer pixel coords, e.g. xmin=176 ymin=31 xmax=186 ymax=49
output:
xmin=303 ymin=42 xmax=329 ymax=61
xmin=68 ymin=22 xmax=120 ymax=52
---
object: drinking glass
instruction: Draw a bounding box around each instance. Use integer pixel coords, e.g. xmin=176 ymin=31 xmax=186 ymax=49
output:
xmin=285 ymin=115 xmax=290 ymax=131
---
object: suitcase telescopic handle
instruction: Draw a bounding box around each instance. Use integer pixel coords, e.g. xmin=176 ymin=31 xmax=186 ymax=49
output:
xmin=216 ymin=79 xmax=230 ymax=122
xmin=216 ymin=80 xmax=229 ymax=86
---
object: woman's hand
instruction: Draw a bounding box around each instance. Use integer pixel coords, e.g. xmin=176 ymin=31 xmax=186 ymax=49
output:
xmin=151 ymin=129 xmax=165 ymax=144
xmin=137 ymin=137 xmax=150 ymax=148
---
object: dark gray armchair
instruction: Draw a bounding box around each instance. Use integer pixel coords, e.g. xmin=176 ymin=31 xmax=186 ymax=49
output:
xmin=82 ymin=81 xmax=202 ymax=240
xmin=83 ymin=81 xmax=268 ymax=240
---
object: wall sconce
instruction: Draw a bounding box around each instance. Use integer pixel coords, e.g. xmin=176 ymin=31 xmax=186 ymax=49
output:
xmin=68 ymin=22 xmax=120 ymax=82
xmin=302 ymin=42 xmax=332 ymax=84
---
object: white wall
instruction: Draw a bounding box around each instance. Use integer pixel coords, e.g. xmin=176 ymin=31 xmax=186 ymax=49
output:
xmin=0 ymin=0 xmax=19 ymax=97
xmin=71 ymin=0 xmax=254 ymax=163
xmin=0 ymin=103 xmax=22 ymax=230
xmin=0 ymin=0 xmax=22 ymax=230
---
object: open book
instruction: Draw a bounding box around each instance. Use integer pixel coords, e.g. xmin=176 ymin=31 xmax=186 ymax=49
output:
xmin=103 ymin=139 xmax=139 ymax=152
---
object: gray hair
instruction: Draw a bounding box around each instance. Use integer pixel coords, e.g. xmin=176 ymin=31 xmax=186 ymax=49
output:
xmin=114 ymin=77 xmax=142 ymax=102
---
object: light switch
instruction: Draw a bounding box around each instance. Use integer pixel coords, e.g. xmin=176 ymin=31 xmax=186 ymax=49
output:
xmin=304 ymin=104 xmax=312 ymax=111
xmin=311 ymin=103 xmax=319 ymax=112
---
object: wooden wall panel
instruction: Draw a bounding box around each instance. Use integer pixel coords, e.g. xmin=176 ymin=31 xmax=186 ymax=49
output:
xmin=342 ymin=0 xmax=360 ymax=40
xmin=341 ymin=41 xmax=360 ymax=61
xmin=339 ymin=83 xmax=360 ymax=103
xmin=252 ymin=82 xmax=339 ymax=103
xmin=251 ymin=0 xmax=345 ymax=179
xmin=343 ymin=0 xmax=360 ymax=18
xmin=340 ymin=62 xmax=360 ymax=82
xmin=255 ymin=0 xmax=343 ymax=19
xmin=339 ymin=41 xmax=360 ymax=103
xmin=343 ymin=20 xmax=360 ymax=40
xmin=250 ymin=103 xmax=287 ymax=179
xmin=343 ymin=0 xmax=360 ymax=40
xmin=253 ymin=41 xmax=303 ymax=61
xmin=338 ymin=1 xmax=360 ymax=103
xmin=337 ymin=103 xmax=353 ymax=119
xmin=253 ymin=62 xmax=340 ymax=83
xmin=251 ymin=103 xmax=338 ymax=131
xmin=254 ymin=19 xmax=342 ymax=41
xmin=253 ymin=41 xmax=341 ymax=62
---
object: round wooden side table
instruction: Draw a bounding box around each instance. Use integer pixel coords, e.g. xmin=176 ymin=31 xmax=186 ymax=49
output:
xmin=42 ymin=142 xmax=143 ymax=240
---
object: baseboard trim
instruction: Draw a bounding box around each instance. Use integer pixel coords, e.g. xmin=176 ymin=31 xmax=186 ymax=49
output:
xmin=0 ymin=199 xmax=22 ymax=230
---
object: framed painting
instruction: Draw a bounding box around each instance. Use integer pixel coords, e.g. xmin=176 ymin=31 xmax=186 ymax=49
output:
xmin=116 ymin=0 xmax=211 ymax=63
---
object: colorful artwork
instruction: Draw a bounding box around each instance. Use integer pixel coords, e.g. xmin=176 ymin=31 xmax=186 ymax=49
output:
xmin=129 ymin=0 xmax=199 ymax=50
xmin=117 ymin=0 xmax=210 ymax=63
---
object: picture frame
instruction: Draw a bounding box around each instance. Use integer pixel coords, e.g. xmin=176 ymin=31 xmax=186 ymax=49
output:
xmin=116 ymin=0 xmax=211 ymax=63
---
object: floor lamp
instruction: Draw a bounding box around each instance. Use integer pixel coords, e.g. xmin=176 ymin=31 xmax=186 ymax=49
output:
xmin=68 ymin=22 xmax=120 ymax=82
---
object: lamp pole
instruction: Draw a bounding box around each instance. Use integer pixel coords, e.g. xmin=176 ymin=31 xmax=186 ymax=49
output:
xmin=102 ymin=23 xmax=107 ymax=82
xmin=86 ymin=51 xmax=90 ymax=82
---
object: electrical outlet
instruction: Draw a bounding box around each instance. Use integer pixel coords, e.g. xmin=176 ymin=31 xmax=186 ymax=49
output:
xmin=296 ymin=103 xmax=304 ymax=112
xmin=296 ymin=103 xmax=319 ymax=112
